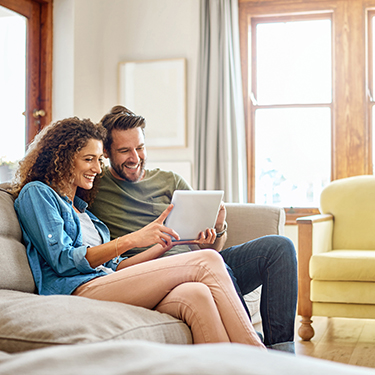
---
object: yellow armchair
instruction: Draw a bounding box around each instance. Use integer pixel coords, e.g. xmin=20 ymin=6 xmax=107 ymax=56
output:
xmin=297 ymin=175 xmax=375 ymax=340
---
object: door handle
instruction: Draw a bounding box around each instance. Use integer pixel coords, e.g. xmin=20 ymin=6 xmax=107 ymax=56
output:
xmin=32 ymin=109 xmax=46 ymax=118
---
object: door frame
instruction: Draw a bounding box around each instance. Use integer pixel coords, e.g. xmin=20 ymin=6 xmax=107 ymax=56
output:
xmin=0 ymin=0 xmax=52 ymax=145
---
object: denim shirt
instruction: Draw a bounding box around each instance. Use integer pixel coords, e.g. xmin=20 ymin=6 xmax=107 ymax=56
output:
xmin=14 ymin=181 xmax=125 ymax=296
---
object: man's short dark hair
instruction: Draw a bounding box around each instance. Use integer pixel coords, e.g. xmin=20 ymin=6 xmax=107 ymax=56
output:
xmin=100 ymin=105 xmax=146 ymax=152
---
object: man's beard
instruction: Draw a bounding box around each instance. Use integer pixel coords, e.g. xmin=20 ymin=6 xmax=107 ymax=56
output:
xmin=111 ymin=159 xmax=146 ymax=183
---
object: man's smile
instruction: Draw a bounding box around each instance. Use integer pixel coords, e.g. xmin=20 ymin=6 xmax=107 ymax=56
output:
xmin=124 ymin=163 xmax=140 ymax=170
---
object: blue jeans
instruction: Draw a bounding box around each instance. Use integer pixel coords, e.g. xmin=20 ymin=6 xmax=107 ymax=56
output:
xmin=220 ymin=235 xmax=297 ymax=353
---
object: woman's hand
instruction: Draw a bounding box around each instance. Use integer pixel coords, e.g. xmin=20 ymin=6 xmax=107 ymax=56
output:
xmin=86 ymin=205 xmax=178 ymax=269
xmin=125 ymin=204 xmax=180 ymax=249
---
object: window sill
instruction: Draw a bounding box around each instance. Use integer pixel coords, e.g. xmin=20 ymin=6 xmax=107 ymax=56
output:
xmin=284 ymin=208 xmax=320 ymax=225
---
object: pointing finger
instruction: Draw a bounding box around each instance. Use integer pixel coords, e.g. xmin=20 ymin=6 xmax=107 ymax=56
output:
xmin=155 ymin=204 xmax=174 ymax=224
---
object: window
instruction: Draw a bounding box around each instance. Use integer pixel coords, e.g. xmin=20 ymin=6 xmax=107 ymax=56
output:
xmin=240 ymin=0 xmax=372 ymax=219
xmin=0 ymin=6 xmax=26 ymax=181
xmin=252 ymin=16 xmax=332 ymax=207
xmin=0 ymin=0 xmax=53 ymax=183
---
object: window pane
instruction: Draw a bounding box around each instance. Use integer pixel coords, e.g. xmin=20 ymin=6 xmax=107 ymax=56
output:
xmin=0 ymin=6 xmax=26 ymax=182
xmin=255 ymin=108 xmax=331 ymax=207
xmin=256 ymin=19 xmax=332 ymax=105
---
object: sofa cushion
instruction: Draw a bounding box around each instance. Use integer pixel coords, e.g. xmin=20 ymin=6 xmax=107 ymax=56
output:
xmin=0 ymin=289 xmax=192 ymax=353
xmin=0 ymin=187 xmax=35 ymax=293
xmin=0 ymin=340 xmax=373 ymax=375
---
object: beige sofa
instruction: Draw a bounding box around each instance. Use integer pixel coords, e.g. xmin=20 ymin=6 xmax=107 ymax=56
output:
xmin=0 ymin=182 xmax=283 ymax=352
xmin=1 ymin=182 xmax=372 ymax=374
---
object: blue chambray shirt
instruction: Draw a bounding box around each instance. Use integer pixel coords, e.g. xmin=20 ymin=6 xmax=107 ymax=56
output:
xmin=14 ymin=181 xmax=126 ymax=296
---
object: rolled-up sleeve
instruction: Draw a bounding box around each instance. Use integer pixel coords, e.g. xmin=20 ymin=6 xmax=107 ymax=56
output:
xmin=70 ymin=245 xmax=95 ymax=273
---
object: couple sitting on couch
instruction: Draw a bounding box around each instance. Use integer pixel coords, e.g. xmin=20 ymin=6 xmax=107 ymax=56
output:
xmin=11 ymin=105 xmax=297 ymax=353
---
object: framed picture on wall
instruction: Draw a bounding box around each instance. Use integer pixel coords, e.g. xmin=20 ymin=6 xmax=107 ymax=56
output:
xmin=118 ymin=58 xmax=187 ymax=148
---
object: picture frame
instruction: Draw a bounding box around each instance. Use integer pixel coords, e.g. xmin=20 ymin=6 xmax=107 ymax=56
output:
xmin=118 ymin=58 xmax=187 ymax=148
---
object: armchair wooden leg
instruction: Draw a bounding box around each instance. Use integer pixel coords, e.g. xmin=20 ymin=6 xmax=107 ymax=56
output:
xmin=297 ymin=217 xmax=319 ymax=341
xmin=298 ymin=316 xmax=315 ymax=341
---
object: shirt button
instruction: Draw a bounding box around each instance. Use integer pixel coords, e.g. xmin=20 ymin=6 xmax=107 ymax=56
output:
xmin=48 ymin=234 xmax=52 ymax=238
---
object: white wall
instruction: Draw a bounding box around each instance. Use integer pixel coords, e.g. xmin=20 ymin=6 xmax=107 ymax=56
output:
xmin=52 ymin=0 xmax=301 ymax=243
xmin=53 ymin=0 xmax=199 ymax=184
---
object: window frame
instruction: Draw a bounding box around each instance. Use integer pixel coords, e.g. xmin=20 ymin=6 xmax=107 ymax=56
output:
xmin=239 ymin=0 xmax=372 ymax=223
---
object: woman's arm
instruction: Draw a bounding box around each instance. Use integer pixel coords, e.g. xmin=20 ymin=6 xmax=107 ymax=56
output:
xmin=16 ymin=183 xmax=179 ymax=272
xmin=115 ymin=230 xmax=218 ymax=270
xmin=115 ymin=243 xmax=172 ymax=270
xmin=85 ymin=204 xmax=180 ymax=268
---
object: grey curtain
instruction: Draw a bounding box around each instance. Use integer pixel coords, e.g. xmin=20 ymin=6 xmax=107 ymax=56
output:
xmin=194 ymin=0 xmax=247 ymax=203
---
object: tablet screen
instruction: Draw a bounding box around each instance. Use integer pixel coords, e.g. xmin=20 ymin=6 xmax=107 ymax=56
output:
xmin=165 ymin=190 xmax=224 ymax=241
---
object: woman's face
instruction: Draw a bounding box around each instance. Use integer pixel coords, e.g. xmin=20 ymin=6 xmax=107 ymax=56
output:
xmin=71 ymin=139 xmax=103 ymax=193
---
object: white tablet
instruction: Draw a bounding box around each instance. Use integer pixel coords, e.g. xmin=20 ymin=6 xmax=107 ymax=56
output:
xmin=165 ymin=190 xmax=224 ymax=241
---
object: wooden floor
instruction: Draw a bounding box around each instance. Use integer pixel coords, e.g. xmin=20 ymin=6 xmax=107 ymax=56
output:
xmin=294 ymin=316 xmax=375 ymax=369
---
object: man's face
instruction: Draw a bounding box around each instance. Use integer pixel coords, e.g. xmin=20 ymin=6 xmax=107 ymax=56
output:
xmin=105 ymin=127 xmax=147 ymax=183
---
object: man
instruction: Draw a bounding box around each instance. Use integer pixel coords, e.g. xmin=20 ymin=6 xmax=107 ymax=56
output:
xmin=90 ymin=105 xmax=298 ymax=353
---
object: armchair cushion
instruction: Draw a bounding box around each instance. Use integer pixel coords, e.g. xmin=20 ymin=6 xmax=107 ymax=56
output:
xmin=311 ymin=280 xmax=375 ymax=304
xmin=310 ymin=250 xmax=375 ymax=281
xmin=320 ymin=175 xmax=375 ymax=250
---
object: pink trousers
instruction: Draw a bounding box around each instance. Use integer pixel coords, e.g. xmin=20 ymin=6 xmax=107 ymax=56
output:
xmin=73 ymin=249 xmax=265 ymax=348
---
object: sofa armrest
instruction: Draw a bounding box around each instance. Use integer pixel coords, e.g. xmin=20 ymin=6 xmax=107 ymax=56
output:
xmin=296 ymin=214 xmax=333 ymax=340
xmin=224 ymin=203 xmax=285 ymax=248
xmin=224 ymin=203 xmax=285 ymax=330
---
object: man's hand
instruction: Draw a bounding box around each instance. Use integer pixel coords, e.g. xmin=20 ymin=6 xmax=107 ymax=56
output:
xmin=194 ymin=202 xmax=227 ymax=252
xmin=161 ymin=202 xmax=228 ymax=251
xmin=215 ymin=202 xmax=227 ymax=232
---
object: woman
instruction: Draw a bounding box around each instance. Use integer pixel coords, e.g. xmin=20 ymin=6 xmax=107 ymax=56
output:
xmin=12 ymin=117 xmax=264 ymax=348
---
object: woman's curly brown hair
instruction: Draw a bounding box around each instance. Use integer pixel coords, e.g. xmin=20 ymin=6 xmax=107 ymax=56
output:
xmin=11 ymin=117 xmax=107 ymax=205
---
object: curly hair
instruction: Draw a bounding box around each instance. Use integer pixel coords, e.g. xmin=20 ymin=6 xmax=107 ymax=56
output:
xmin=99 ymin=105 xmax=146 ymax=154
xmin=11 ymin=117 xmax=107 ymax=205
